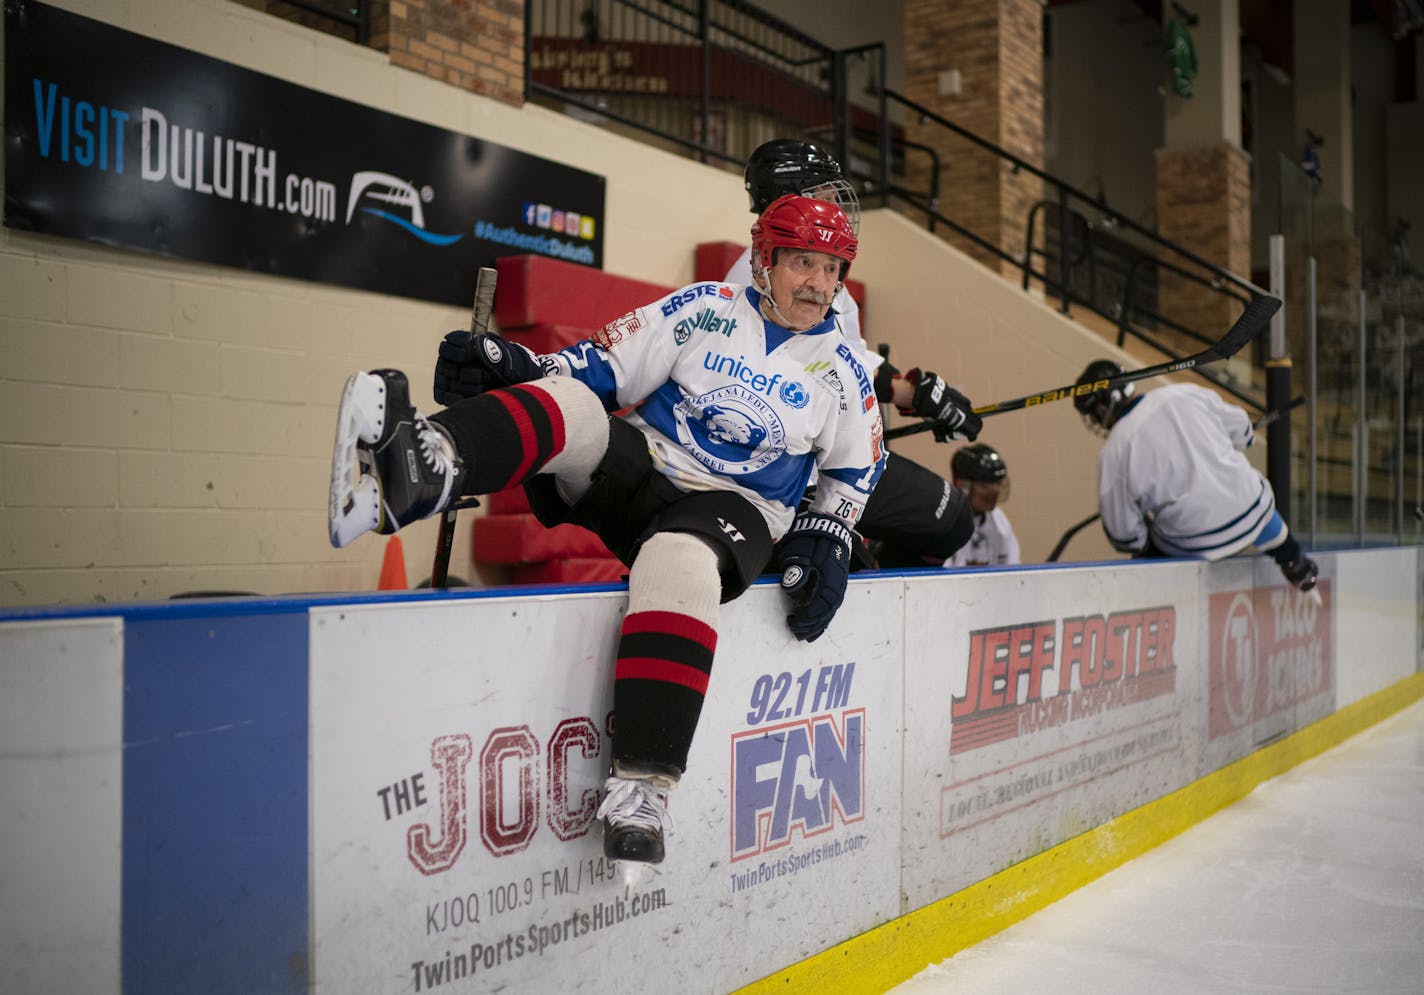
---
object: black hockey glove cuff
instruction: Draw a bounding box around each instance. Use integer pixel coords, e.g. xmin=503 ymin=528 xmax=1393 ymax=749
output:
xmin=900 ymin=369 xmax=981 ymax=442
xmin=777 ymin=512 xmax=854 ymax=642
xmin=433 ymin=331 xmax=546 ymax=406
xmin=872 ymin=360 xmax=900 ymax=403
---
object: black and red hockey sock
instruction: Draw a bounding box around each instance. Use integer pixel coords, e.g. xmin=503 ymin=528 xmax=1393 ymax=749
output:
xmin=609 ymin=531 xmax=722 ymax=778
xmin=430 ymin=378 xmax=604 ymax=496
xmin=612 ymin=609 xmax=718 ymax=776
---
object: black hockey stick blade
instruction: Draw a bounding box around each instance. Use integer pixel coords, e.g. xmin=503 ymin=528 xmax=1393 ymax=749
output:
xmin=885 ymin=293 xmax=1281 ymax=441
xmin=431 ymin=266 xmax=498 ymax=589
xmin=1045 ymin=513 xmax=1100 ymax=563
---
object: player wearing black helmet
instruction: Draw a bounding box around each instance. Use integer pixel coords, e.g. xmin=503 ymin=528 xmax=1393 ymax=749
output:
xmin=945 ymin=443 xmax=1021 ymax=567
xmin=728 ymin=139 xmax=979 ymax=568
xmin=744 ymin=138 xmax=862 ymax=232
xmin=1074 ymin=358 xmax=1318 ymax=592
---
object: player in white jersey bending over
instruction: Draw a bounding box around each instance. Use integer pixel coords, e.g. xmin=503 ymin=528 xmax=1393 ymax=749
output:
xmin=944 ymin=443 xmax=1021 ymax=567
xmin=726 ymin=140 xmax=978 ymax=568
xmin=329 ymin=195 xmax=885 ymax=865
xmin=1074 ymin=359 xmax=1318 ymax=590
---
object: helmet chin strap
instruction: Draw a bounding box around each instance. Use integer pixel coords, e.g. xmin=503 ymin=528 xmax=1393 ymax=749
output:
xmin=752 ymin=263 xmax=836 ymax=330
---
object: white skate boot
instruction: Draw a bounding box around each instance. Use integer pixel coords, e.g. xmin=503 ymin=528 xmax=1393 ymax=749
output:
xmin=328 ymin=369 xmax=465 ymax=548
xmin=597 ymin=774 xmax=673 ymax=865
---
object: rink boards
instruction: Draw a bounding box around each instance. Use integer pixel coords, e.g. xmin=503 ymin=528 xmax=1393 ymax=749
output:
xmin=2 ymin=547 xmax=1421 ymax=994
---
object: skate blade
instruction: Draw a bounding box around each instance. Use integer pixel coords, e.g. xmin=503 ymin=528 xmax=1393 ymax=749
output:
xmin=618 ymin=859 xmax=660 ymax=892
xmin=1303 ymin=586 xmax=1323 ymax=609
xmin=328 ymin=373 xmax=386 ymax=547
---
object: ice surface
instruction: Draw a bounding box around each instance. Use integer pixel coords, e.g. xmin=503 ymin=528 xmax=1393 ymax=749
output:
xmin=887 ymin=699 xmax=1424 ymax=994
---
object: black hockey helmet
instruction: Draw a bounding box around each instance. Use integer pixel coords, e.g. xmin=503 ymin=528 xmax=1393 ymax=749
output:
xmin=745 ymin=139 xmax=860 ymax=234
xmin=951 ymin=443 xmax=1008 ymax=484
xmin=1073 ymin=359 xmax=1135 ymax=434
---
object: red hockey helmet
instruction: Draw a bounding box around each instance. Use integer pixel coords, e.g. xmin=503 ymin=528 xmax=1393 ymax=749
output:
xmin=750 ymin=193 xmax=857 ymax=279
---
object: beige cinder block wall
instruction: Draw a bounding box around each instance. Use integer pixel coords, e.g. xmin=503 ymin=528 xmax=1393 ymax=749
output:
xmin=853 ymin=210 xmax=1134 ymax=565
xmin=0 ymin=0 xmax=753 ymax=606
xmin=2 ymin=0 xmax=1181 ymax=606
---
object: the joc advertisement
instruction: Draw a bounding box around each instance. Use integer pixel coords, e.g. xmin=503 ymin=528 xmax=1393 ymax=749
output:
xmin=307 ymin=579 xmax=905 ymax=994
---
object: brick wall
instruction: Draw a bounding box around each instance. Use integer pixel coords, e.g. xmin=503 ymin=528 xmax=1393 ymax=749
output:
xmin=902 ymin=0 xmax=1045 ymax=277
xmin=388 ymin=0 xmax=524 ymax=107
xmin=246 ymin=0 xmax=524 ymax=107
xmin=1155 ymin=143 xmax=1252 ymax=342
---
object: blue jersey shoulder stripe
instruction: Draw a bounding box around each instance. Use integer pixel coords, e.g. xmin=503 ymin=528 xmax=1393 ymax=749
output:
xmin=555 ymin=342 xmax=620 ymax=409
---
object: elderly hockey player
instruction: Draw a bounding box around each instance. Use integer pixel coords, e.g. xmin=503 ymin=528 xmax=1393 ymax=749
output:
xmin=1073 ymin=359 xmax=1318 ymax=590
xmin=329 ymin=194 xmax=884 ymax=865
xmin=944 ymin=443 xmax=1021 ymax=567
xmin=725 ymin=139 xmax=977 ymax=568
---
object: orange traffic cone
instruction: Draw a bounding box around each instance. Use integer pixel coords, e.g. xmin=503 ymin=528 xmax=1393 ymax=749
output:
xmin=378 ymin=535 xmax=408 ymax=590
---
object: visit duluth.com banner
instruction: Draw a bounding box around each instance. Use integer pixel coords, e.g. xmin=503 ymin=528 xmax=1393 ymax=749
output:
xmin=4 ymin=0 xmax=606 ymax=307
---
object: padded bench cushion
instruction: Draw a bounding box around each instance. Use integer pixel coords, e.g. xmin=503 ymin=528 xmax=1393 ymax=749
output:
xmin=472 ymin=512 xmax=614 ymax=564
xmin=495 ymin=254 xmax=674 ymax=330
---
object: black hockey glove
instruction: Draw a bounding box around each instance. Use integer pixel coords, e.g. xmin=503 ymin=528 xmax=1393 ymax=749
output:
xmin=433 ymin=331 xmax=546 ymax=406
xmin=872 ymin=359 xmax=900 ymax=403
xmin=777 ymin=512 xmax=854 ymax=643
xmin=901 ymin=369 xmax=981 ymax=442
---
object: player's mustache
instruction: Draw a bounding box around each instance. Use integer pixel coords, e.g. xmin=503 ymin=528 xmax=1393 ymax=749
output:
xmin=793 ymin=289 xmax=830 ymax=305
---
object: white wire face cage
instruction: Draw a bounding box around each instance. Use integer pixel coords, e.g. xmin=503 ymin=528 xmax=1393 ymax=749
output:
xmin=801 ymin=178 xmax=860 ymax=236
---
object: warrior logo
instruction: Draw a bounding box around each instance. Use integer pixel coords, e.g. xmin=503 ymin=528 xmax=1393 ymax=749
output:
xmin=674 ymin=385 xmax=785 ymax=475
xmin=718 ymin=517 xmax=746 ymax=542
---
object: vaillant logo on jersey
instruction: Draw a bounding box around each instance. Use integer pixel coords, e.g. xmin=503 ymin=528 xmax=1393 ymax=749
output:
xmin=674 ymin=308 xmax=737 ymax=340
xmin=345 ymin=171 xmax=464 ymax=246
xmin=660 ymin=283 xmax=724 ymax=317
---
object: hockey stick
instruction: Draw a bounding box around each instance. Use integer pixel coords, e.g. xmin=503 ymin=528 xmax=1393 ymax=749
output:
xmin=876 ymin=343 xmax=893 ymax=451
xmin=430 ymin=266 xmax=497 ymax=589
xmin=1045 ymin=513 xmax=1100 ymax=563
xmin=1252 ymin=394 xmax=1306 ymax=432
xmin=884 ymin=293 xmax=1282 ymax=441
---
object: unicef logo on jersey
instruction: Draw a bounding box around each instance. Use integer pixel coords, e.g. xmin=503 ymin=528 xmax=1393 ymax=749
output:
xmin=675 ymin=385 xmax=786 ymax=475
xmin=779 ymin=380 xmax=809 ymax=409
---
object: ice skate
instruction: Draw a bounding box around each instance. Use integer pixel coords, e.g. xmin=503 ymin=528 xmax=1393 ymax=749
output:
xmin=328 ymin=369 xmax=464 ymax=548
xmin=597 ymin=775 xmax=672 ymax=865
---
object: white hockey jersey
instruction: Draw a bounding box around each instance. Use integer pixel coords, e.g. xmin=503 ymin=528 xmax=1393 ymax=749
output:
xmin=539 ymin=281 xmax=886 ymax=539
xmin=944 ymin=507 xmax=1021 ymax=567
xmin=723 ymin=245 xmax=880 ymax=371
xmin=1097 ymin=383 xmax=1274 ymax=559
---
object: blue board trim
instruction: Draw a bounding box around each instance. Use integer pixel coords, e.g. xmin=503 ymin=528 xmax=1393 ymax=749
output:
xmin=122 ymin=611 xmax=310 ymax=994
